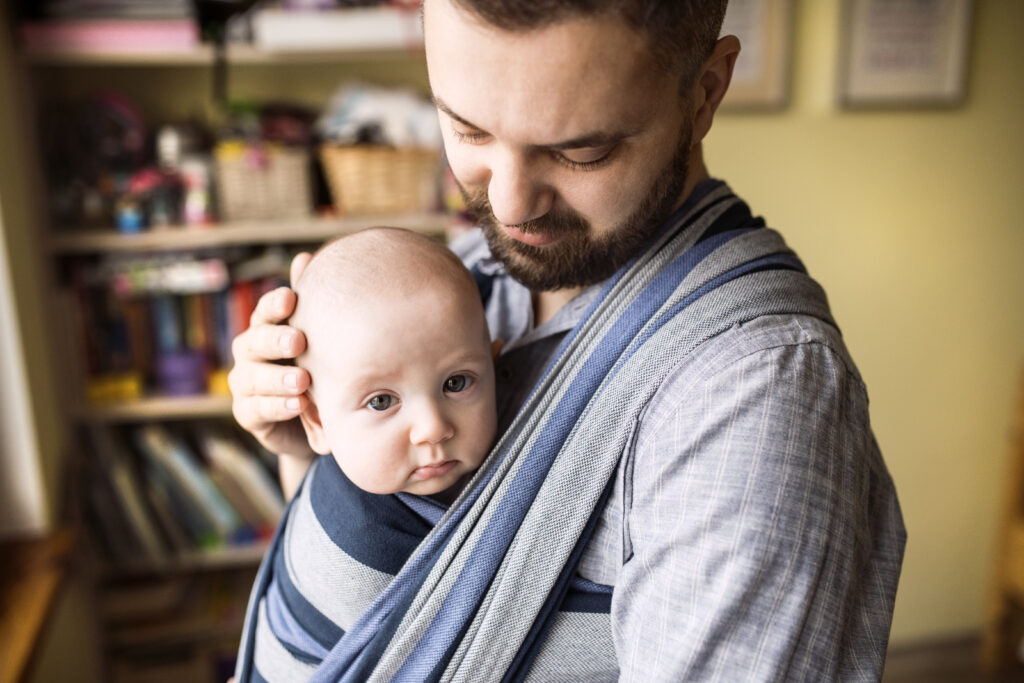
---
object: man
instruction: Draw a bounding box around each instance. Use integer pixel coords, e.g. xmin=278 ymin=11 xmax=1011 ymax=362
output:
xmin=230 ymin=0 xmax=906 ymax=680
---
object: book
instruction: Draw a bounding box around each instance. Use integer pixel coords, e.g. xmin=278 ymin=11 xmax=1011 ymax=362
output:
xmin=88 ymin=425 xmax=169 ymax=563
xmin=198 ymin=429 xmax=285 ymax=529
xmin=133 ymin=424 xmax=244 ymax=543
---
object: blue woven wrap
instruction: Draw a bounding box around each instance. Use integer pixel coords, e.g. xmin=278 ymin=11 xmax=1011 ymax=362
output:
xmin=235 ymin=184 xmax=834 ymax=682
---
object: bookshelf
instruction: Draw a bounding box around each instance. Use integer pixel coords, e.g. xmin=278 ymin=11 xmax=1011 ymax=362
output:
xmin=23 ymin=43 xmax=425 ymax=67
xmin=9 ymin=7 xmax=443 ymax=680
xmin=49 ymin=211 xmax=448 ymax=254
xmin=71 ymin=394 xmax=233 ymax=422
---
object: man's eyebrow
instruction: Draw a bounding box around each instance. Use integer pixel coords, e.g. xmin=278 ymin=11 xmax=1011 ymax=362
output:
xmin=433 ymin=95 xmax=634 ymax=150
xmin=432 ymin=96 xmax=480 ymax=130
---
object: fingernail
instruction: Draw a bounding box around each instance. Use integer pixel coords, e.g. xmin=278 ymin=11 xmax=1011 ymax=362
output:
xmin=284 ymin=372 xmax=299 ymax=388
xmin=279 ymin=333 xmax=293 ymax=352
xmin=285 ymin=398 xmax=301 ymax=411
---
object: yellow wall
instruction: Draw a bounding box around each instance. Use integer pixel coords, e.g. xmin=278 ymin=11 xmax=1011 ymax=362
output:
xmin=706 ymin=0 xmax=1024 ymax=643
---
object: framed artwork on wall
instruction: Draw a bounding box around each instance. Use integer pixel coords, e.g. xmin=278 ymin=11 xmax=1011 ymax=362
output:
xmin=838 ymin=0 xmax=974 ymax=107
xmin=719 ymin=0 xmax=793 ymax=111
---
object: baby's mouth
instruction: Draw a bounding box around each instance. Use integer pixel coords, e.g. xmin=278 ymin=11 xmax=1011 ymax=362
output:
xmin=412 ymin=460 xmax=457 ymax=480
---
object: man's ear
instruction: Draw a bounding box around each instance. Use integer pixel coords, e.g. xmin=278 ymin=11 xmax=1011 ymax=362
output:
xmin=690 ymin=35 xmax=741 ymax=147
xmin=490 ymin=338 xmax=504 ymax=361
xmin=299 ymin=399 xmax=332 ymax=455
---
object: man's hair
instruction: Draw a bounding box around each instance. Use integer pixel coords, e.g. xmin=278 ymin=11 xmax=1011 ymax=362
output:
xmin=451 ymin=0 xmax=729 ymax=87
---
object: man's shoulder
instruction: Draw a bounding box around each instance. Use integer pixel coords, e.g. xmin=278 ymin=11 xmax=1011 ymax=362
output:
xmin=640 ymin=313 xmax=867 ymax=433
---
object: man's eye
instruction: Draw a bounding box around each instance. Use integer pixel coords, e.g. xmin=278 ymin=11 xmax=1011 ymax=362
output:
xmin=452 ymin=126 xmax=488 ymax=144
xmin=553 ymin=145 xmax=616 ymax=171
xmin=367 ymin=395 xmax=395 ymax=411
xmin=559 ymin=146 xmax=613 ymax=164
xmin=444 ymin=375 xmax=471 ymax=393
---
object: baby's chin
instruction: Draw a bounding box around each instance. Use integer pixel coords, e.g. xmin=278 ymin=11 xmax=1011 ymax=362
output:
xmin=402 ymin=470 xmax=471 ymax=504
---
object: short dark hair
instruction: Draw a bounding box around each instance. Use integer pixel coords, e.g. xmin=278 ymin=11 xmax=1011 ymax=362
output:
xmin=450 ymin=0 xmax=729 ymax=87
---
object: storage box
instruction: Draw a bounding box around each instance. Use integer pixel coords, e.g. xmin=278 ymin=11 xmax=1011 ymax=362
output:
xmin=319 ymin=144 xmax=440 ymax=214
xmin=214 ymin=142 xmax=311 ymax=221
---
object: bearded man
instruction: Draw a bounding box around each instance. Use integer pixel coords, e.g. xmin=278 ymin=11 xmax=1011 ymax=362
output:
xmin=229 ymin=1 xmax=906 ymax=680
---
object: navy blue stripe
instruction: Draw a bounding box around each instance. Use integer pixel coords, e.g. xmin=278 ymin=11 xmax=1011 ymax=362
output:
xmin=311 ymin=454 xmax=434 ymax=574
xmin=561 ymin=589 xmax=613 ymax=614
xmin=470 ymin=262 xmax=495 ymax=308
xmin=271 ymin=538 xmax=345 ymax=651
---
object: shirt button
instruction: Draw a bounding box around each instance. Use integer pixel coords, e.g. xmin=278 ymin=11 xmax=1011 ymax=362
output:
xmin=497 ymin=366 xmax=514 ymax=382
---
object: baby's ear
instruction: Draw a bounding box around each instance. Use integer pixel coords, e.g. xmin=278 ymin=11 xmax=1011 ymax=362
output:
xmin=490 ymin=338 xmax=504 ymax=361
xmin=299 ymin=400 xmax=332 ymax=455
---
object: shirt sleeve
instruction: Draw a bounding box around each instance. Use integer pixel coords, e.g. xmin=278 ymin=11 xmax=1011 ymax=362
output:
xmin=612 ymin=322 xmax=904 ymax=682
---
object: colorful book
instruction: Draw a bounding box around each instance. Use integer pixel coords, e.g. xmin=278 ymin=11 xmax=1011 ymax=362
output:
xmin=198 ymin=430 xmax=285 ymax=528
xmin=133 ymin=424 xmax=243 ymax=543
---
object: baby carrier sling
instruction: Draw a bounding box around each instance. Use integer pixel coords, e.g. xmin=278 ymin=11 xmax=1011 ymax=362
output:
xmin=235 ymin=182 xmax=836 ymax=682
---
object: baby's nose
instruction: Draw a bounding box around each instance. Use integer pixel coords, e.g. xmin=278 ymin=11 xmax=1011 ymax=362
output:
xmin=409 ymin=401 xmax=454 ymax=445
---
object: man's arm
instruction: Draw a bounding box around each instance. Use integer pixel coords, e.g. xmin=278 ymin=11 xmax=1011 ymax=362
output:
xmin=613 ymin=318 xmax=904 ymax=681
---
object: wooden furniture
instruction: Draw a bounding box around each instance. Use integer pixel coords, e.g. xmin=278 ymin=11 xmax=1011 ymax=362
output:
xmin=981 ymin=370 xmax=1024 ymax=673
xmin=0 ymin=529 xmax=74 ymax=683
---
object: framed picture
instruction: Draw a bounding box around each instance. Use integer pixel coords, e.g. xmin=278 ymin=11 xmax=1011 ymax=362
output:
xmin=838 ymin=0 xmax=974 ymax=107
xmin=719 ymin=0 xmax=793 ymax=111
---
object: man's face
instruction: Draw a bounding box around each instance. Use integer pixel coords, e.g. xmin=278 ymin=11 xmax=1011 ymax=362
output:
xmin=424 ymin=0 xmax=696 ymax=291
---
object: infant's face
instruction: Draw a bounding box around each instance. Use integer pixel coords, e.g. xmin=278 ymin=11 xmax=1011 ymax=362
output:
xmin=309 ymin=288 xmax=496 ymax=497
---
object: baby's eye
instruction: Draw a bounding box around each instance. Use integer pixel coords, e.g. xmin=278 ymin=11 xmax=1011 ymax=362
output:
xmin=367 ymin=394 xmax=396 ymax=411
xmin=444 ymin=375 xmax=472 ymax=393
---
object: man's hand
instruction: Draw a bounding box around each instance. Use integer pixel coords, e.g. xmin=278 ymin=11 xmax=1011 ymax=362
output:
xmin=229 ymin=253 xmax=315 ymax=496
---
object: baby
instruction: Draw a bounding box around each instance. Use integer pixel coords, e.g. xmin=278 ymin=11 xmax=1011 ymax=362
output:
xmin=235 ymin=227 xmax=499 ymax=680
xmin=290 ymin=226 xmax=497 ymax=503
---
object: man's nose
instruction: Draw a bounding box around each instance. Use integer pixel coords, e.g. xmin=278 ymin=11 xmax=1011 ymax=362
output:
xmin=409 ymin=400 xmax=454 ymax=446
xmin=487 ymin=149 xmax=553 ymax=227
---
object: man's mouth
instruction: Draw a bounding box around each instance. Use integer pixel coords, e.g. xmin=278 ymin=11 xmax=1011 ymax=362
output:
xmin=503 ymin=224 xmax=561 ymax=247
xmin=412 ymin=460 xmax=457 ymax=480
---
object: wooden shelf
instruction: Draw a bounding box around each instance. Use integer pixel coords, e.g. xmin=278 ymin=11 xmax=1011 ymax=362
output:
xmin=49 ymin=212 xmax=451 ymax=254
xmin=23 ymin=43 xmax=426 ymax=67
xmin=101 ymin=541 xmax=269 ymax=581
xmin=73 ymin=394 xmax=234 ymax=423
xmin=0 ymin=528 xmax=74 ymax=683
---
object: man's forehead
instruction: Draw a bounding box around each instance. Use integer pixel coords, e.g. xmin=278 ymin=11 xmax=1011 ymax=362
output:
xmin=424 ymin=0 xmax=669 ymax=145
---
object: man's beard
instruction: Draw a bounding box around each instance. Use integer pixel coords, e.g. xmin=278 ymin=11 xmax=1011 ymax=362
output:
xmin=461 ymin=123 xmax=692 ymax=292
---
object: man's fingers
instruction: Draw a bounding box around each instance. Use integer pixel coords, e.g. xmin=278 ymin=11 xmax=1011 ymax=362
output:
xmin=228 ymin=360 xmax=310 ymax=398
xmin=231 ymin=322 xmax=307 ymax=364
xmin=232 ymin=394 xmax=308 ymax=431
xmin=250 ymin=286 xmax=297 ymax=327
xmin=290 ymin=251 xmax=313 ymax=285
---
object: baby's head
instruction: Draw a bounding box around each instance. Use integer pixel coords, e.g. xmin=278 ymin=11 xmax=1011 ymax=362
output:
xmin=291 ymin=227 xmax=497 ymax=498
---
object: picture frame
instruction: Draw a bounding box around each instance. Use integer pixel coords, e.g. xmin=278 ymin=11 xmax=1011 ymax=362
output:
xmin=719 ymin=0 xmax=793 ymax=111
xmin=838 ymin=0 xmax=974 ymax=107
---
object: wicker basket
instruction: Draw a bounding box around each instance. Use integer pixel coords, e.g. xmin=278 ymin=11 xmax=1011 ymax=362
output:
xmin=215 ymin=141 xmax=312 ymax=221
xmin=320 ymin=145 xmax=440 ymax=214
